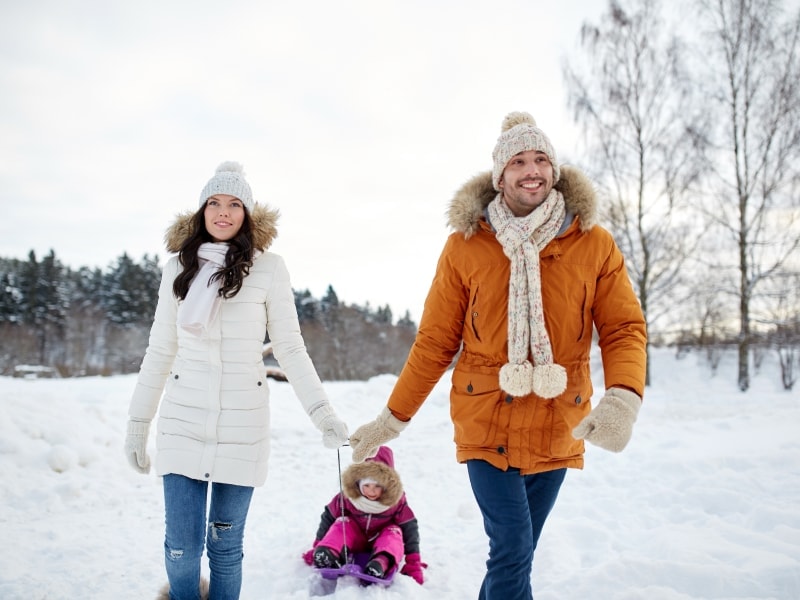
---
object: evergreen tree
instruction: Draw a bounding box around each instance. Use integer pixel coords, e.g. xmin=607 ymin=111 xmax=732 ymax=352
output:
xmin=139 ymin=254 xmax=161 ymax=324
xmin=15 ymin=250 xmax=68 ymax=363
xmin=396 ymin=310 xmax=417 ymax=330
xmin=321 ymin=284 xmax=339 ymax=309
xmin=293 ymin=288 xmax=319 ymax=323
xmin=72 ymin=266 xmax=105 ymax=313
xmin=102 ymin=253 xmax=161 ymax=326
xmin=375 ymin=304 xmax=393 ymax=325
xmin=0 ymin=267 xmax=22 ymax=323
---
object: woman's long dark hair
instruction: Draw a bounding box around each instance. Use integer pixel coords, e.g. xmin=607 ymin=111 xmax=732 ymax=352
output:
xmin=173 ymin=205 xmax=255 ymax=300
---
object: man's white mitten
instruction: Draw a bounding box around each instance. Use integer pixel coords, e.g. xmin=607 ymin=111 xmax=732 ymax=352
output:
xmin=350 ymin=406 xmax=408 ymax=462
xmin=308 ymin=404 xmax=350 ymax=449
xmin=124 ymin=418 xmax=151 ymax=474
xmin=572 ymin=387 xmax=641 ymax=452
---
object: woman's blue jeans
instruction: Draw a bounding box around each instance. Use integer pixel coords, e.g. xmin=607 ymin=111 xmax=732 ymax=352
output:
xmin=467 ymin=460 xmax=566 ymax=600
xmin=162 ymin=474 xmax=254 ymax=600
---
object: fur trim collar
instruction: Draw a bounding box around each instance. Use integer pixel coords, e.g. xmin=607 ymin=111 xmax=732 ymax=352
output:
xmin=341 ymin=458 xmax=403 ymax=508
xmin=447 ymin=165 xmax=598 ymax=239
xmin=163 ymin=203 xmax=279 ymax=253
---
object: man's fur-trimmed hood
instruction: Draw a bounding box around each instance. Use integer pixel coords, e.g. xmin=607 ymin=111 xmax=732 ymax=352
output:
xmin=342 ymin=446 xmax=403 ymax=507
xmin=447 ymin=165 xmax=598 ymax=238
xmin=163 ymin=203 xmax=279 ymax=253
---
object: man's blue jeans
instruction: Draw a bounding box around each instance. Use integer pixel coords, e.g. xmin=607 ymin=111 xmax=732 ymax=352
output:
xmin=162 ymin=474 xmax=254 ymax=600
xmin=467 ymin=460 xmax=566 ymax=600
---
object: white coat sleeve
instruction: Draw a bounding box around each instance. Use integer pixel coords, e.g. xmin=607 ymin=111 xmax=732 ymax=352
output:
xmin=265 ymin=256 xmax=330 ymax=415
xmin=128 ymin=258 xmax=180 ymax=421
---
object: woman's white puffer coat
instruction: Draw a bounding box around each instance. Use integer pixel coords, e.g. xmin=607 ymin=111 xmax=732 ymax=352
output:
xmin=128 ymin=204 xmax=327 ymax=487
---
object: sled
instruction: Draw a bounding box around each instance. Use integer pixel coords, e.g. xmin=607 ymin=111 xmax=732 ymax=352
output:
xmin=309 ymin=552 xmax=396 ymax=596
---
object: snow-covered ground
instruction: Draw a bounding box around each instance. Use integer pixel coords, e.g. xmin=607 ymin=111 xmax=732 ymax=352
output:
xmin=0 ymin=347 xmax=798 ymax=599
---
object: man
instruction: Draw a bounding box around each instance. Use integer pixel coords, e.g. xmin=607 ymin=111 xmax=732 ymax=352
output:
xmin=350 ymin=112 xmax=647 ymax=599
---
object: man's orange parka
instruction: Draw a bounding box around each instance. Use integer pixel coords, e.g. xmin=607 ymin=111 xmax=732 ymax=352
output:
xmin=386 ymin=166 xmax=647 ymax=475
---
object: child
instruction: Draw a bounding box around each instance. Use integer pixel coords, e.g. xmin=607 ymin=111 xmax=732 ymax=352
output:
xmin=302 ymin=446 xmax=426 ymax=584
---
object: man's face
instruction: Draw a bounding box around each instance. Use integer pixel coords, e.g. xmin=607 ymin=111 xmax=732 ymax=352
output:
xmin=498 ymin=150 xmax=555 ymax=217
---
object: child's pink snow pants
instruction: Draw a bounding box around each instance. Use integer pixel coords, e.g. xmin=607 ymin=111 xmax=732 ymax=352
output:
xmin=318 ymin=517 xmax=404 ymax=567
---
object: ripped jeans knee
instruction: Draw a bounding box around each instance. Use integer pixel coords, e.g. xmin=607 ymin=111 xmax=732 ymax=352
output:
xmin=207 ymin=520 xmax=244 ymax=566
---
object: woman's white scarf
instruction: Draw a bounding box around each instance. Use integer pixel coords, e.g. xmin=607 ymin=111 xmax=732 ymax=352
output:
xmin=176 ymin=243 xmax=229 ymax=336
xmin=488 ymin=189 xmax=568 ymax=398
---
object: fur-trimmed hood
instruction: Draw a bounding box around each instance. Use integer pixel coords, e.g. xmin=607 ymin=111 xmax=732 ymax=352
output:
xmin=341 ymin=446 xmax=403 ymax=507
xmin=447 ymin=165 xmax=598 ymax=238
xmin=163 ymin=203 xmax=280 ymax=253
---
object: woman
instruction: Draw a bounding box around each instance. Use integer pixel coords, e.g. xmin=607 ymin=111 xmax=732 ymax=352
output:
xmin=124 ymin=161 xmax=349 ymax=600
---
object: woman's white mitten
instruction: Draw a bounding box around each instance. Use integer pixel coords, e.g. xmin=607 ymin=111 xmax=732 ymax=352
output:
xmin=308 ymin=404 xmax=350 ymax=449
xmin=124 ymin=419 xmax=151 ymax=474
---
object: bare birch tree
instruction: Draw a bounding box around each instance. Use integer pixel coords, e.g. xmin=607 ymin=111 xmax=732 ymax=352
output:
xmin=562 ymin=0 xmax=703 ymax=385
xmin=693 ymin=0 xmax=800 ymax=390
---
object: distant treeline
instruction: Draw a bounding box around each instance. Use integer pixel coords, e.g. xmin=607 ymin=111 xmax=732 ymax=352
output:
xmin=0 ymin=249 xmax=417 ymax=380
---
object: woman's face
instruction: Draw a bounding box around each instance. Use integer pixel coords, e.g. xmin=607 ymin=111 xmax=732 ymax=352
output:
xmin=204 ymin=194 xmax=245 ymax=242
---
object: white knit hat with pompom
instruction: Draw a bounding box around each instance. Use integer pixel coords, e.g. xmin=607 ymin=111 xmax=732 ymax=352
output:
xmin=491 ymin=112 xmax=560 ymax=191
xmin=199 ymin=161 xmax=254 ymax=211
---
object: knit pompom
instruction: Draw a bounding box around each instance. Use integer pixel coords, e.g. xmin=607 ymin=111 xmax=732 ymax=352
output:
xmin=531 ymin=364 xmax=567 ymax=399
xmin=501 ymin=111 xmax=536 ymax=133
xmin=499 ymin=361 xmax=535 ymax=397
xmin=215 ymin=161 xmax=244 ymax=174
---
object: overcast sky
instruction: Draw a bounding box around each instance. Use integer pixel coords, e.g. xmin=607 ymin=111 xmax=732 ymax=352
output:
xmin=1 ymin=1 xmax=609 ymax=322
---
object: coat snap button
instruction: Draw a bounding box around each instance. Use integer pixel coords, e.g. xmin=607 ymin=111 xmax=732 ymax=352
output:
xmin=574 ymin=395 xmax=582 ymax=405
xmin=467 ymin=383 xmax=473 ymax=393
xmin=204 ymin=473 xmax=210 ymax=478
xmin=174 ymin=374 xmax=179 ymax=380
xmin=497 ymin=446 xmax=505 ymax=454
xmin=257 ymin=381 xmax=262 ymax=386
xmin=505 ymin=395 xmax=513 ymax=403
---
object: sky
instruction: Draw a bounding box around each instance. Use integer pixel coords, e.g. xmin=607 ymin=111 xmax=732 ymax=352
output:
xmin=0 ymin=0 xmax=609 ymax=323
xmin=1 ymin=346 xmax=798 ymax=598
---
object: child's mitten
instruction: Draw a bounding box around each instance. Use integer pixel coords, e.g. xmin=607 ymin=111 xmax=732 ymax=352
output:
xmin=400 ymin=552 xmax=427 ymax=584
xmin=302 ymin=540 xmax=320 ymax=566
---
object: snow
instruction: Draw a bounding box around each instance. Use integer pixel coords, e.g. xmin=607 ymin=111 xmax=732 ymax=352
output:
xmin=0 ymin=347 xmax=798 ymax=599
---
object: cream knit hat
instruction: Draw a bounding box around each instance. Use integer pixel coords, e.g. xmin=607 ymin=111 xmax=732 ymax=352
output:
xmin=491 ymin=112 xmax=560 ymax=191
xmin=199 ymin=161 xmax=254 ymax=211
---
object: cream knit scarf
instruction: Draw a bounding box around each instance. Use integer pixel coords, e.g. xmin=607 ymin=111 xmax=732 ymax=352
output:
xmin=350 ymin=495 xmax=391 ymax=514
xmin=176 ymin=242 xmax=229 ymax=336
xmin=488 ymin=189 xmax=568 ymax=398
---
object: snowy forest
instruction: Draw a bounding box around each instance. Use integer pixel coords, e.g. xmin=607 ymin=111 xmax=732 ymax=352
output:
xmin=0 ymin=249 xmax=417 ymax=380
xmin=2 ymin=0 xmax=800 ymax=393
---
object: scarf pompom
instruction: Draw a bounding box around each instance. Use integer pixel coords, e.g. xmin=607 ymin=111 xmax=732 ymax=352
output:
xmin=499 ymin=361 xmax=535 ymax=397
xmin=532 ymin=364 xmax=567 ymax=399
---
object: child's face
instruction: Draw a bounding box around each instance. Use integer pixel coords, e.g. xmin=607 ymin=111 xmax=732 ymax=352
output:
xmin=360 ymin=482 xmax=383 ymax=501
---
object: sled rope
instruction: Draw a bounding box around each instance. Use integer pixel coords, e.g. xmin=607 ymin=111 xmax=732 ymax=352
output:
xmin=337 ymin=445 xmax=349 ymax=565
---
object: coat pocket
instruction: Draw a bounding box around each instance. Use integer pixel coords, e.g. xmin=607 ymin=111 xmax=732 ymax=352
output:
xmin=549 ymin=385 xmax=592 ymax=457
xmin=450 ymin=369 xmax=504 ymax=448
